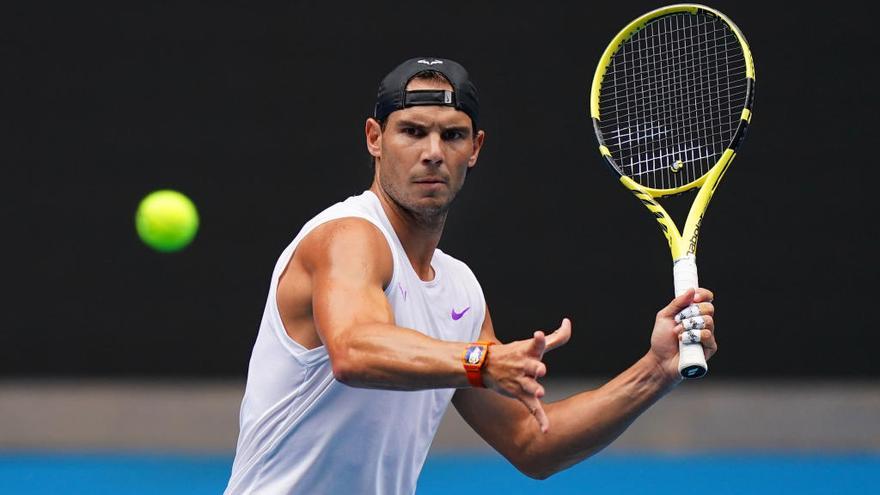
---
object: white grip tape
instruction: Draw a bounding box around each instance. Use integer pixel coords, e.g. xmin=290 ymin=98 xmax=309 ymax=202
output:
xmin=679 ymin=340 xmax=707 ymax=377
xmin=673 ymin=254 xmax=698 ymax=296
xmin=673 ymin=254 xmax=708 ymax=378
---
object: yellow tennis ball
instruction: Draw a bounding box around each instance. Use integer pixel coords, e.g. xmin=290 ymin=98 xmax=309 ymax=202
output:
xmin=135 ymin=189 xmax=200 ymax=252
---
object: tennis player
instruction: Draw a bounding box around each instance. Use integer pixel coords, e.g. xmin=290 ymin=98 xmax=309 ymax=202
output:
xmin=224 ymin=57 xmax=717 ymax=494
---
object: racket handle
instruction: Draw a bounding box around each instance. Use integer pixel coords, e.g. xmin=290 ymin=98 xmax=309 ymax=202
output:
xmin=673 ymin=254 xmax=708 ymax=379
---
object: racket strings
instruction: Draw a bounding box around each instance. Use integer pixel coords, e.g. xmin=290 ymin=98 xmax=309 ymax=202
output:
xmin=599 ymin=88 xmax=748 ymax=133
xmin=597 ymin=12 xmax=748 ymax=190
xmin=598 ymin=65 xmax=747 ymax=107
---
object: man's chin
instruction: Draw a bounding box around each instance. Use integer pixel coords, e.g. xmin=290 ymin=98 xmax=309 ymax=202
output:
xmin=407 ymin=196 xmax=451 ymax=217
xmin=380 ymin=182 xmax=454 ymax=220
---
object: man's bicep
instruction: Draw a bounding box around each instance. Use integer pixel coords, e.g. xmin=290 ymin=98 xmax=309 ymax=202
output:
xmin=300 ymin=218 xmax=395 ymax=346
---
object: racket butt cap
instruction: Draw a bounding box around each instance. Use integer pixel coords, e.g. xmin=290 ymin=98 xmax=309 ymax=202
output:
xmin=678 ymin=338 xmax=709 ymax=379
xmin=680 ymin=364 xmax=707 ymax=379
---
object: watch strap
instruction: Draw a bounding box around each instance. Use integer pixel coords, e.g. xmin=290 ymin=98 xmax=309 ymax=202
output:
xmin=462 ymin=341 xmax=493 ymax=388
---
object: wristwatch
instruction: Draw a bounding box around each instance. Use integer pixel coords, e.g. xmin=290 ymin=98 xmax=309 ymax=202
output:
xmin=462 ymin=342 xmax=493 ymax=388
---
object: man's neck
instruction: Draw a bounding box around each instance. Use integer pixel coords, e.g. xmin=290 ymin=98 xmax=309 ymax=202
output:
xmin=371 ymin=184 xmax=445 ymax=282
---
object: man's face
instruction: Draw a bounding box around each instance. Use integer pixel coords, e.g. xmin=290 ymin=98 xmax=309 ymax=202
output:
xmin=367 ymin=78 xmax=484 ymax=220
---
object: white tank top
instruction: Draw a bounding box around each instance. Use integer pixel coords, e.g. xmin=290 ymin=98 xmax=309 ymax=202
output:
xmin=225 ymin=190 xmax=486 ymax=495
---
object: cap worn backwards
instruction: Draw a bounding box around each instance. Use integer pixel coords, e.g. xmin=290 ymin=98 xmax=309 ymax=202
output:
xmin=374 ymin=57 xmax=480 ymax=128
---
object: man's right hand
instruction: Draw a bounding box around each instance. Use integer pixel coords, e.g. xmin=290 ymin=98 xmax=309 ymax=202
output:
xmin=483 ymin=319 xmax=572 ymax=432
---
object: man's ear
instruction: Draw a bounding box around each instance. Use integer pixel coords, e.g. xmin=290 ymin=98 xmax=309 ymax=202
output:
xmin=467 ymin=129 xmax=486 ymax=169
xmin=365 ymin=118 xmax=382 ymax=158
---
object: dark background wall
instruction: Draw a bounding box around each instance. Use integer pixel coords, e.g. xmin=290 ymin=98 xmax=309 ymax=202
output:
xmin=4 ymin=1 xmax=877 ymax=378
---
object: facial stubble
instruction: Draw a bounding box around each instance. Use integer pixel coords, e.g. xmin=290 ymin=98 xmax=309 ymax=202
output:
xmin=377 ymin=159 xmax=462 ymax=232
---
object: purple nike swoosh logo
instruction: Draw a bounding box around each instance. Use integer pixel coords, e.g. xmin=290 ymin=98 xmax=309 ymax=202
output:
xmin=451 ymin=306 xmax=470 ymax=320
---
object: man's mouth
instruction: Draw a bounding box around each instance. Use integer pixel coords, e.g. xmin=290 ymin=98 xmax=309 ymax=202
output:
xmin=413 ymin=177 xmax=447 ymax=184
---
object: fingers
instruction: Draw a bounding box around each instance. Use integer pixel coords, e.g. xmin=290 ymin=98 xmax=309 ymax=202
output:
xmin=681 ymin=315 xmax=709 ymax=330
xmin=677 ymin=316 xmax=718 ymax=360
xmin=516 ymin=371 xmax=549 ymax=432
xmin=516 ymin=358 xmax=546 ymax=380
xmin=523 ymin=376 xmax=545 ymax=398
xmin=674 ymin=304 xmax=700 ymax=323
xmin=520 ymin=334 xmax=554 ymax=431
xmin=659 ymin=289 xmax=696 ymax=318
xmin=694 ymin=288 xmax=714 ymax=303
xmin=661 ymin=288 xmax=715 ymax=319
xmin=528 ymin=330 xmax=547 ymax=358
xmin=496 ymin=319 xmax=572 ymax=434
xmin=674 ymin=302 xmax=715 ymax=323
xmin=504 ymin=371 xmax=545 ymax=396
xmin=544 ymin=318 xmax=572 ymax=352
xmin=673 ymin=300 xmax=717 ymax=358
xmin=530 ymin=361 xmax=547 ymax=379
xmin=677 ymin=315 xmax=714 ymax=332
xmin=676 ymin=314 xmax=715 ymax=343
xmin=679 ymin=329 xmax=711 ymax=344
xmin=679 ymin=328 xmax=718 ymax=358
xmin=521 ymin=393 xmax=549 ymax=433
xmin=527 ymin=318 xmax=571 ymax=359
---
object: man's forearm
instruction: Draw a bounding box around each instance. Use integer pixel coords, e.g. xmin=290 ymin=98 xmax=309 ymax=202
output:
xmin=329 ymin=322 xmax=472 ymax=390
xmin=525 ymin=353 xmax=678 ymax=478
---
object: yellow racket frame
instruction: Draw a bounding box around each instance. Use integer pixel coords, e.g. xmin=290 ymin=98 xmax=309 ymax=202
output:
xmin=590 ymin=4 xmax=756 ymax=260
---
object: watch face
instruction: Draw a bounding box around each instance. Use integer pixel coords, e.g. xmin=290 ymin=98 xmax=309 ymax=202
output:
xmin=466 ymin=346 xmax=483 ymax=364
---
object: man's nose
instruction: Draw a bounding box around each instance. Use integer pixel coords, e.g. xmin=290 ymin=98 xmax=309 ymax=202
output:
xmin=421 ymin=133 xmax=443 ymax=165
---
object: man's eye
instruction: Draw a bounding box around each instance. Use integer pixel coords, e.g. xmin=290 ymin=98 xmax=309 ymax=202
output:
xmin=403 ymin=127 xmax=423 ymax=137
xmin=442 ymin=130 xmax=464 ymax=140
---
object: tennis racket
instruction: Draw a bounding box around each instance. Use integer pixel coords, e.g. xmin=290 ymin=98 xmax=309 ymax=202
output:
xmin=590 ymin=4 xmax=755 ymax=378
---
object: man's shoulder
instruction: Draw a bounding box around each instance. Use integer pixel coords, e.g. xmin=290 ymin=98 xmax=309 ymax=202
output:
xmin=296 ymin=191 xmax=386 ymax=239
xmin=292 ymin=191 xmax=391 ymax=262
xmin=295 ymin=215 xmax=393 ymax=287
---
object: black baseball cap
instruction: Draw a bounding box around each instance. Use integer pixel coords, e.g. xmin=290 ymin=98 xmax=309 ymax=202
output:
xmin=374 ymin=57 xmax=479 ymax=128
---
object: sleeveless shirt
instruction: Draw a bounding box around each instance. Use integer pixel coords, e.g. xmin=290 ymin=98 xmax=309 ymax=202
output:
xmin=225 ymin=190 xmax=486 ymax=494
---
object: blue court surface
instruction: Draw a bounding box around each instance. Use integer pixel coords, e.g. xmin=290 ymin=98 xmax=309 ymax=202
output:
xmin=1 ymin=452 xmax=877 ymax=494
